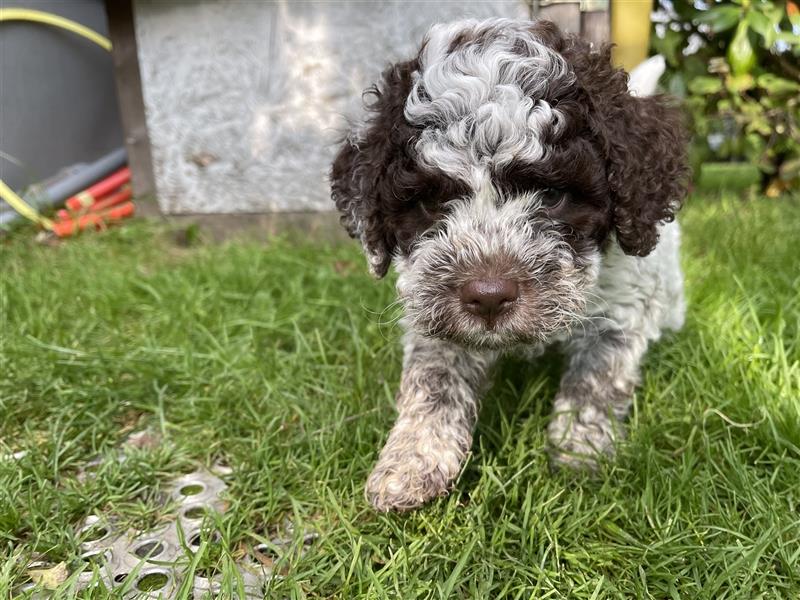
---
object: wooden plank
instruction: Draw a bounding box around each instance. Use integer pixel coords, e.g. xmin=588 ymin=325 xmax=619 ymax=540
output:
xmin=581 ymin=9 xmax=611 ymax=45
xmin=537 ymin=3 xmax=582 ymax=35
xmin=131 ymin=1 xmax=528 ymax=215
xmin=104 ymin=0 xmax=156 ymax=199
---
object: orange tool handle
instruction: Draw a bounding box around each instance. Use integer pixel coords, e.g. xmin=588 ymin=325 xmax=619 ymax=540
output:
xmin=52 ymin=201 xmax=135 ymax=237
xmin=84 ymin=186 xmax=132 ymax=213
xmin=57 ymin=186 xmax=132 ymax=220
xmin=64 ymin=167 xmax=131 ymax=211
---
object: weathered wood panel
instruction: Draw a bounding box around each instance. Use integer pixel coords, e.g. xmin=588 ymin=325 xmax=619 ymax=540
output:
xmin=581 ymin=7 xmax=611 ymax=46
xmin=106 ymin=0 xmax=156 ymax=198
xmin=133 ymin=0 xmax=528 ymax=214
xmin=537 ymin=2 xmax=581 ymax=34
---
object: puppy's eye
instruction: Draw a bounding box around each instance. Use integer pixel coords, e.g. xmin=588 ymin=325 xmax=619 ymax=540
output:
xmin=539 ymin=187 xmax=569 ymax=208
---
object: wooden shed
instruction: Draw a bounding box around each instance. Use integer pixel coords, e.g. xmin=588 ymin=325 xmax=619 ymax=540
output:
xmin=108 ymin=0 xmax=613 ymax=216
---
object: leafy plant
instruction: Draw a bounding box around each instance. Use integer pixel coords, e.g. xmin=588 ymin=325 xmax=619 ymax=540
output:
xmin=652 ymin=0 xmax=800 ymax=194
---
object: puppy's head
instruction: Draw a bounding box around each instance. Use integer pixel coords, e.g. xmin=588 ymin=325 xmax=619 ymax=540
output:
xmin=331 ymin=18 xmax=688 ymax=349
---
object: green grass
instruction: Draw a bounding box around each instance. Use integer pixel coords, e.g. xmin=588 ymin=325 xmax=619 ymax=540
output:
xmin=1 ymin=194 xmax=799 ymax=598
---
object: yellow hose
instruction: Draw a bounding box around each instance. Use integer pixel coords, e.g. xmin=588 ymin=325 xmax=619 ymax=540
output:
xmin=0 ymin=8 xmax=111 ymax=51
xmin=0 ymin=180 xmax=54 ymax=229
xmin=0 ymin=8 xmax=111 ymax=229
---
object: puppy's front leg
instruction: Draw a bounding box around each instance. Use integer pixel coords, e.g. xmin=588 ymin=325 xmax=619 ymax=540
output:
xmin=366 ymin=333 xmax=495 ymax=512
xmin=548 ymin=330 xmax=648 ymax=469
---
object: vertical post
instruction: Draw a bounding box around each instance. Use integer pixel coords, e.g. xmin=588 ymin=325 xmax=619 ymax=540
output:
xmin=537 ymin=1 xmax=582 ymax=35
xmin=532 ymin=1 xmax=610 ymax=44
xmin=581 ymin=0 xmax=611 ymax=46
xmin=611 ymin=0 xmax=653 ymax=70
xmin=104 ymin=0 xmax=156 ymax=199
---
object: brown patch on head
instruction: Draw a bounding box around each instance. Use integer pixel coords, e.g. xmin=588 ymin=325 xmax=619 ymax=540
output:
xmin=330 ymin=58 xmax=469 ymax=277
xmin=560 ymin=37 xmax=690 ymax=256
xmin=330 ymin=59 xmax=420 ymax=277
xmin=493 ymin=137 xmax=612 ymax=252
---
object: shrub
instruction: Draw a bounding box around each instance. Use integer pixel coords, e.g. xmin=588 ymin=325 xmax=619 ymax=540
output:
xmin=652 ymin=0 xmax=800 ymax=194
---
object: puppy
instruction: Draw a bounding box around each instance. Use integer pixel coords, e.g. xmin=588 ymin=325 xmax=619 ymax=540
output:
xmin=330 ymin=18 xmax=689 ymax=512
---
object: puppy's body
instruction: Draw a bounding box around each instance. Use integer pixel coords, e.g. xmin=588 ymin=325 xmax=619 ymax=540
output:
xmin=330 ymin=19 xmax=689 ymax=511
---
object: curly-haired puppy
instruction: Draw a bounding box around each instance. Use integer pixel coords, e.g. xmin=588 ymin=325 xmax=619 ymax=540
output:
xmin=330 ymin=18 xmax=689 ymax=512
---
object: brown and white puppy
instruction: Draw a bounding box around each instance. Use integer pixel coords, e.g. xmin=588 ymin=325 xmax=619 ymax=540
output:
xmin=330 ymin=18 xmax=689 ymax=512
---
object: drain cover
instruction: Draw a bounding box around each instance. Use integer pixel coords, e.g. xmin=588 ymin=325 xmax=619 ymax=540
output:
xmin=21 ymin=465 xmax=315 ymax=598
xmin=74 ymin=468 xmax=269 ymax=598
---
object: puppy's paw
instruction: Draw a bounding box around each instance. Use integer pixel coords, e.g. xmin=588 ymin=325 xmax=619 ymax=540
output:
xmin=547 ymin=403 xmax=620 ymax=471
xmin=365 ymin=435 xmax=465 ymax=512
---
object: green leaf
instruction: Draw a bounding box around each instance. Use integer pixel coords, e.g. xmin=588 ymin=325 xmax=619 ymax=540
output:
xmin=717 ymin=99 xmax=734 ymax=113
xmin=740 ymin=100 xmax=766 ymax=118
xmin=689 ymin=76 xmax=724 ymax=94
xmin=667 ymin=72 xmax=688 ymax=97
xmin=746 ymin=10 xmax=776 ymax=47
xmin=695 ymin=6 xmax=742 ymax=33
xmin=652 ymin=28 xmax=684 ymax=67
xmin=728 ymin=21 xmax=757 ymax=75
xmin=759 ymin=95 xmax=776 ymax=109
xmin=683 ymin=55 xmax=713 ymax=80
xmin=745 ymin=117 xmax=772 ymax=137
xmin=745 ymin=132 xmax=766 ymax=156
xmin=774 ymin=31 xmax=800 ymax=46
xmin=756 ymin=73 xmax=800 ymax=94
xmin=764 ymin=4 xmax=786 ymax=28
xmin=726 ymin=73 xmax=756 ymax=92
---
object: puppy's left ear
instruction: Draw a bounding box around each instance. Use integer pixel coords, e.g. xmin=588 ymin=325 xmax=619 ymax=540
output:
xmin=565 ymin=40 xmax=690 ymax=257
xmin=330 ymin=59 xmax=420 ymax=278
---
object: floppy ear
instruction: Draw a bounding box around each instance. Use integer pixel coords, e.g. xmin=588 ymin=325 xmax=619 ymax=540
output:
xmin=330 ymin=59 xmax=420 ymax=278
xmin=564 ymin=40 xmax=689 ymax=256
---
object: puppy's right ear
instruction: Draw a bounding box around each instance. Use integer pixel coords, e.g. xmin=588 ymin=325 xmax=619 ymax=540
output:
xmin=330 ymin=59 xmax=420 ymax=278
xmin=562 ymin=38 xmax=689 ymax=257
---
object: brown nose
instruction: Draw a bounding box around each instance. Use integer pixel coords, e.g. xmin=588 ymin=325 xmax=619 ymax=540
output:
xmin=459 ymin=279 xmax=519 ymax=322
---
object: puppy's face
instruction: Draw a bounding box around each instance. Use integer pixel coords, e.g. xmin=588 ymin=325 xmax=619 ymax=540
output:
xmin=331 ymin=19 xmax=688 ymax=349
xmin=395 ymin=190 xmax=601 ymax=349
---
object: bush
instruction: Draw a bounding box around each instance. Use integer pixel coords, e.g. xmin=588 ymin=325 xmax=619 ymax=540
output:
xmin=652 ymin=0 xmax=800 ymax=194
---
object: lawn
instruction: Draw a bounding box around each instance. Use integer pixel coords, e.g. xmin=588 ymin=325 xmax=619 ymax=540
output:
xmin=2 ymin=193 xmax=799 ymax=599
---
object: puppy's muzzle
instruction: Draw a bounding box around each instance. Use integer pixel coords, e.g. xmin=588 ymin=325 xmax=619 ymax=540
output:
xmin=459 ymin=278 xmax=519 ymax=328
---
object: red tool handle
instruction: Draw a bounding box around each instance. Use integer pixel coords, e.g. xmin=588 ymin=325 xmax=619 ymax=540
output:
xmin=52 ymin=201 xmax=135 ymax=237
xmin=64 ymin=167 xmax=131 ymax=211
xmin=58 ymin=186 xmax=132 ymax=221
xmin=85 ymin=186 xmax=132 ymax=213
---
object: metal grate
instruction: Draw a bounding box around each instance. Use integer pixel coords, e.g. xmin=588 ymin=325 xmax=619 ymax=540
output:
xmin=20 ymin=465 xmax=316 ymax=598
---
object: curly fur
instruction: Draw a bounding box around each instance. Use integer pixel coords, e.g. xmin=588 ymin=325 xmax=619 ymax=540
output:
xmin=561 ymin=37 xmax=689 ymax=255
xmin=365 ymin=334 xmax=495 ymax=511
xmin=329 ymin=18 xmax=689 ymax=511
xmin=396 ymin=187 xmax=600 ymax=350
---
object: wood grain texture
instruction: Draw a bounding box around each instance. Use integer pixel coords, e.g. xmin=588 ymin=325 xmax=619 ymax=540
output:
xmin=105 ymin=0 xmax=156 ymax=199
xmin=132 ymin=1 xmax=528 ymax=214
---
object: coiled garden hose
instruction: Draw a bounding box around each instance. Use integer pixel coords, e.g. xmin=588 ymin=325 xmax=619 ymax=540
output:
xmin=0 ymin=8 xmax=112 ymax=229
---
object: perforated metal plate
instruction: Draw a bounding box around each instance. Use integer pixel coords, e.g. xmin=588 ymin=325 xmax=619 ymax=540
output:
xmin=74 ymin=468 xmax=262 ymax=598
xmin=20 ymin=465 xmax=315 ymax=598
